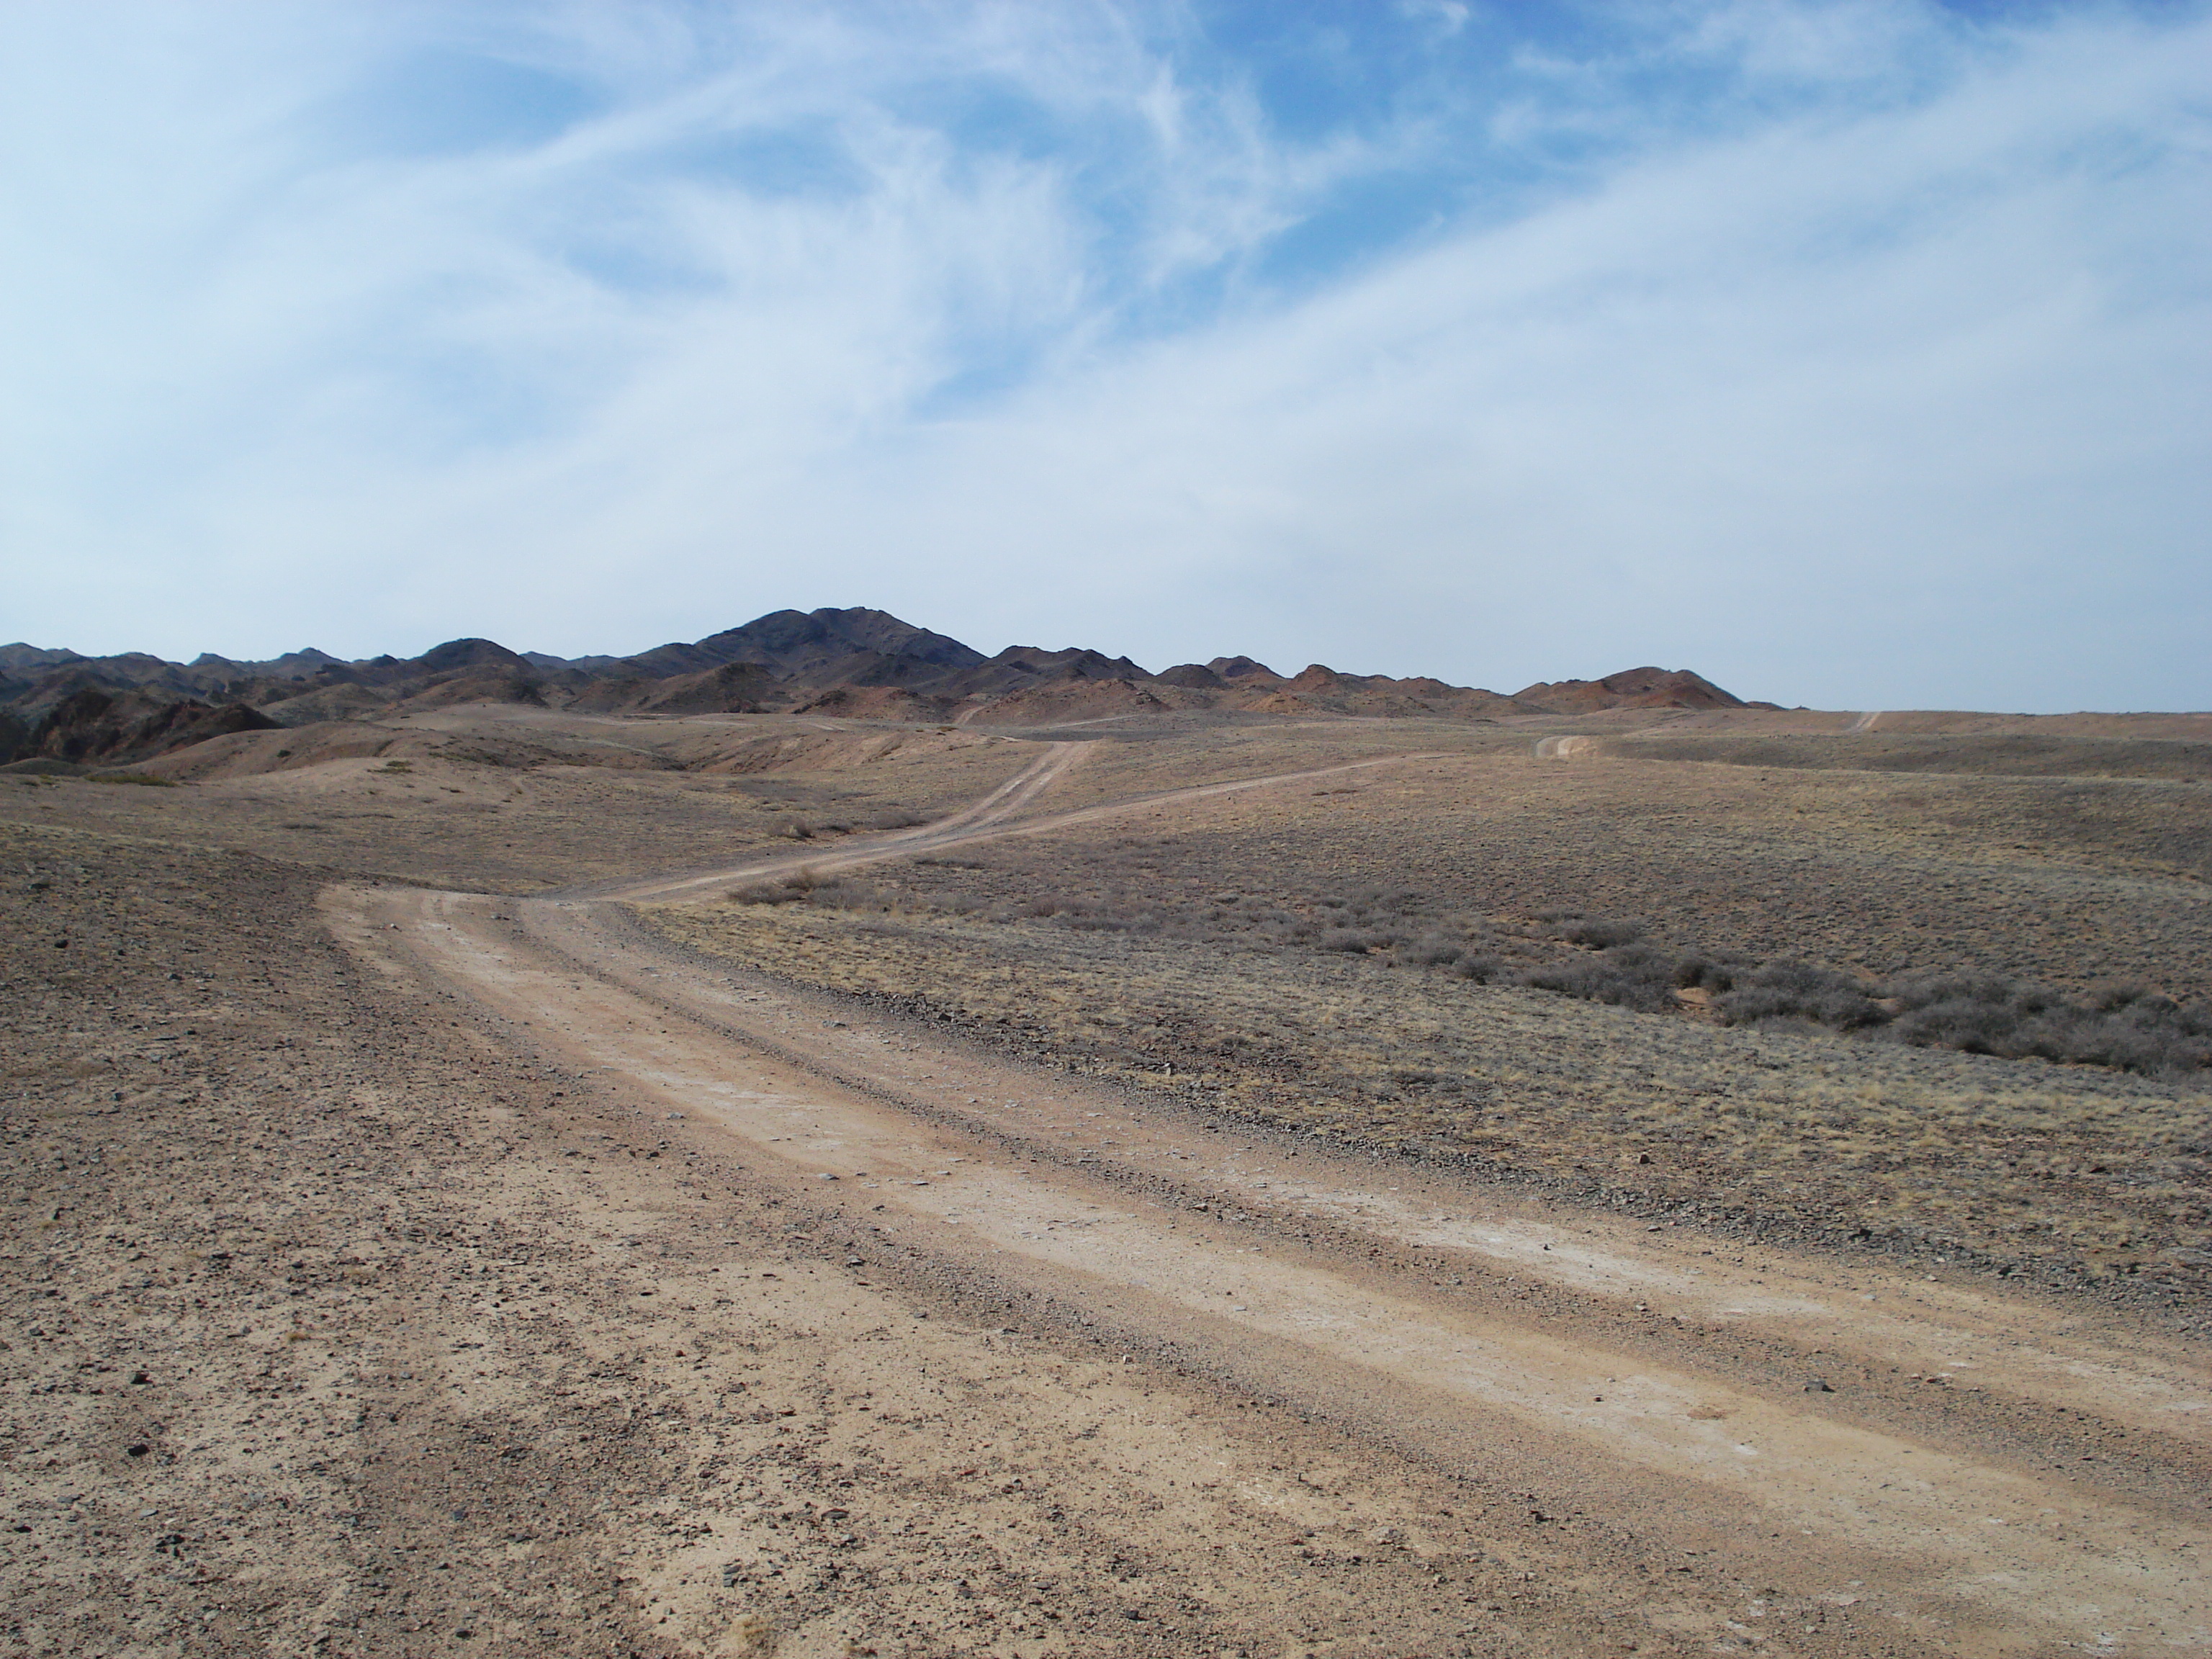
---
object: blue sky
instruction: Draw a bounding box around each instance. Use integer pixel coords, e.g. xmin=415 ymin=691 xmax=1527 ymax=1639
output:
xmin=3 ymin=1 xmax=2208 ymax=709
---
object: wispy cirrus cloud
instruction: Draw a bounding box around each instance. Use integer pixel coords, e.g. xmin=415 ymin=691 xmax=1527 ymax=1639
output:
xmin=2 ymin=1 xmax=2206 ymax=709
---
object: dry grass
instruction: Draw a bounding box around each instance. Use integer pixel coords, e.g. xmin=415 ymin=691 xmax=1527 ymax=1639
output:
xmin=652 ymin=895 xmax=2212 ymax=1284
xmin=648 ymin=739 xmax=2212 ymax=1287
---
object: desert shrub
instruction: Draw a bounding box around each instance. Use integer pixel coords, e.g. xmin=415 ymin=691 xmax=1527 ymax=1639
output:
xmin=727 ymin=871 xmax=899 ymax=912
xmin=1393 ymin=935 xmax=1466 ymax=968
xmin=1519 ymin=944 xmax=1678 ymax=1012
xmin=2088 ymin=982 xmax=2175 ymax=1015
xmin=1671 ymin=955 xmax=1746 ymax=992
xmin=783 ymin=809 xmax=927 ymax=840
xmin=1717 ymin=960 xmax=1890 ymax=1031
xmin=1061 ymin=912 xmax=1143 ymax=932
xmin=1317 ymin=927 xmax=1397 ymax=953
xmin=1550 ymin=916 xmax=1647 ymax=949
xmin=1878 ymin=971 xmax=2212 ymax=1075
xmin=1449 ymin=953 xmax=1509 ymax=983
xmin=730 ymin=873 xmax=811 ymax=904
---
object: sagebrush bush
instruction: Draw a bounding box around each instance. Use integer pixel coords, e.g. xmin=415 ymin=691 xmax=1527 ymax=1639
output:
xmin=1876 ymin=971 xmax=2212 ymax=1075
xmin=1318 ymin=927 xmax=1397 ymax=953
xmin=1449 ymin=953 xmax=1509 ymax=983
xmin=1519 ymin=944 xmax=1677 ymax=1012
xmin=1717 ymin=960 xmax=1890 ymax=1031
xmin=1550 ymin=917 xmax=1647 ymax=949
xmin=1671 ymin=955 xmax=1745 ymax=992
xmin=781 ymin=809 xmax=928 ymax=840
xmin=728 ymin=855 xmax=2210 ymax=1081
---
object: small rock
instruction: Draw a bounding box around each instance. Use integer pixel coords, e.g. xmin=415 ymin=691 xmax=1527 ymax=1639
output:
xmin=1805 ymin=1378 xmax=1835 ymax=1393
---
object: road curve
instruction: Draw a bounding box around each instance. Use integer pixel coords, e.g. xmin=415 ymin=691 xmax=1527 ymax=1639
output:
xmin=554 ymin=742 xmax=1452 ymax=904
xmin=322 ymin=745 xmax=2212 ymax=1658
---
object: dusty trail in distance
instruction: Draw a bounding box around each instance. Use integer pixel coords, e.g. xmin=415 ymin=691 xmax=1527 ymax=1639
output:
xmin=329 ymin=740 xmax=2211 ymax=1658
xmin=560 ymin=742 xmax=1441 ymax=904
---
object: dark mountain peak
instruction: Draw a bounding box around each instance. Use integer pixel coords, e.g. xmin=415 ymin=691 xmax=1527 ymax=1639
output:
xmin=414 ymin=638 xmax=531 ymax=674
xmin=1208 ymin=655 xmax=1282 ymax=683
xmin=986 ymin=645 xmax=1152 ymax=682
xmin=1157 ymin=662 xmax=1226 ymax=689
xmin=1514 ymin=667 xmax=1745 ymax=714
xmin=0 ymin=644 xmax=86 ymax=675
xmin=611 ymin=607 xmax=985 ymax=690
xmin=692 ymin=607 xmax=986 ymax=673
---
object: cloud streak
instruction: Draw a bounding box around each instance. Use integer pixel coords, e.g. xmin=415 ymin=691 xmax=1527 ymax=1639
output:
xmin=3 ymin=1 xmax=2206 ymax=709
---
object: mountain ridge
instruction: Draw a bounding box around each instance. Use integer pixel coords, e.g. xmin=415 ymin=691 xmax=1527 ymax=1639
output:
xmin=0 ymin=607 xmax=1768 ymax=769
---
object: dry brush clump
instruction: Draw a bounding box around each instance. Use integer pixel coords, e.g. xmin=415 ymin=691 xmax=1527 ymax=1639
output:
xmin=647 ymin=891 xmax=2212 ymax=1288
xmin=730 ymin=860 xmax=2212 ymax=1081
xmin=774 ymin=807 xmax=929 ymax=840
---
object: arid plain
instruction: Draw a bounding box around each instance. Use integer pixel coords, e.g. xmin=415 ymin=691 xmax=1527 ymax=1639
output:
xmin=5 ymin=696 xmax=2211 ymax=1658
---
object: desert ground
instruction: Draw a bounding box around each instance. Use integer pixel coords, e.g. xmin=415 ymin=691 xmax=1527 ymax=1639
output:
xmin=4 ymin=701 xmax=2209 ymax=1658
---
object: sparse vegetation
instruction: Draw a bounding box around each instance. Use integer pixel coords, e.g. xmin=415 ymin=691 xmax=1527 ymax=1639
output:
xmin=654 ymin=890 xmax=2212 ymax=1280
xmin=777 ymin=808 xmax=928 ymax=840
xmin=721 ymin=866 xmax=2211 ymax=1079
xmin=11 ymin=703 xmax=2210 ymax=1289
xmin=645 ymin=734 xmax=2212 ymax=1282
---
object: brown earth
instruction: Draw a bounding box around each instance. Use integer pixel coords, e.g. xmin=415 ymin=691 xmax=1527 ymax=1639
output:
xmin=4 ymin=705 xmax=2209 ymax=1658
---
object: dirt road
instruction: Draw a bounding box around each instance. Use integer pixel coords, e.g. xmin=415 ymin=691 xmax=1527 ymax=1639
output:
xmin=557 ymin=744 xmax=1442 ymax=904
xmin=324 ymin=746 xmax=2212 ymax=1658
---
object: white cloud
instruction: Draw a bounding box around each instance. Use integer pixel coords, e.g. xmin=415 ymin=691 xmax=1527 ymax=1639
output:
xmin=1 ymin=2 xmax=2206 ymax=709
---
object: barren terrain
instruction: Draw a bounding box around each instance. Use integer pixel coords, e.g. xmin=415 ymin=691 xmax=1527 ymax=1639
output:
xmin=4 ymin=704 xmax=2209 ymax=1658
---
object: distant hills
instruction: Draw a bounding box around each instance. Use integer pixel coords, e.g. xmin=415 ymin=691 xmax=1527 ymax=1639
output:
xmin=0 ymin=607 xmax=1767 ymax=770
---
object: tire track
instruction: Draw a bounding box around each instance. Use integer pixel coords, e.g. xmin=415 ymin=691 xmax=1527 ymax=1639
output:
xmin=559 ymin=741 xmax=1440 ymax=904
xmin=324 ymin=878 xmax=2212 ymax=1658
